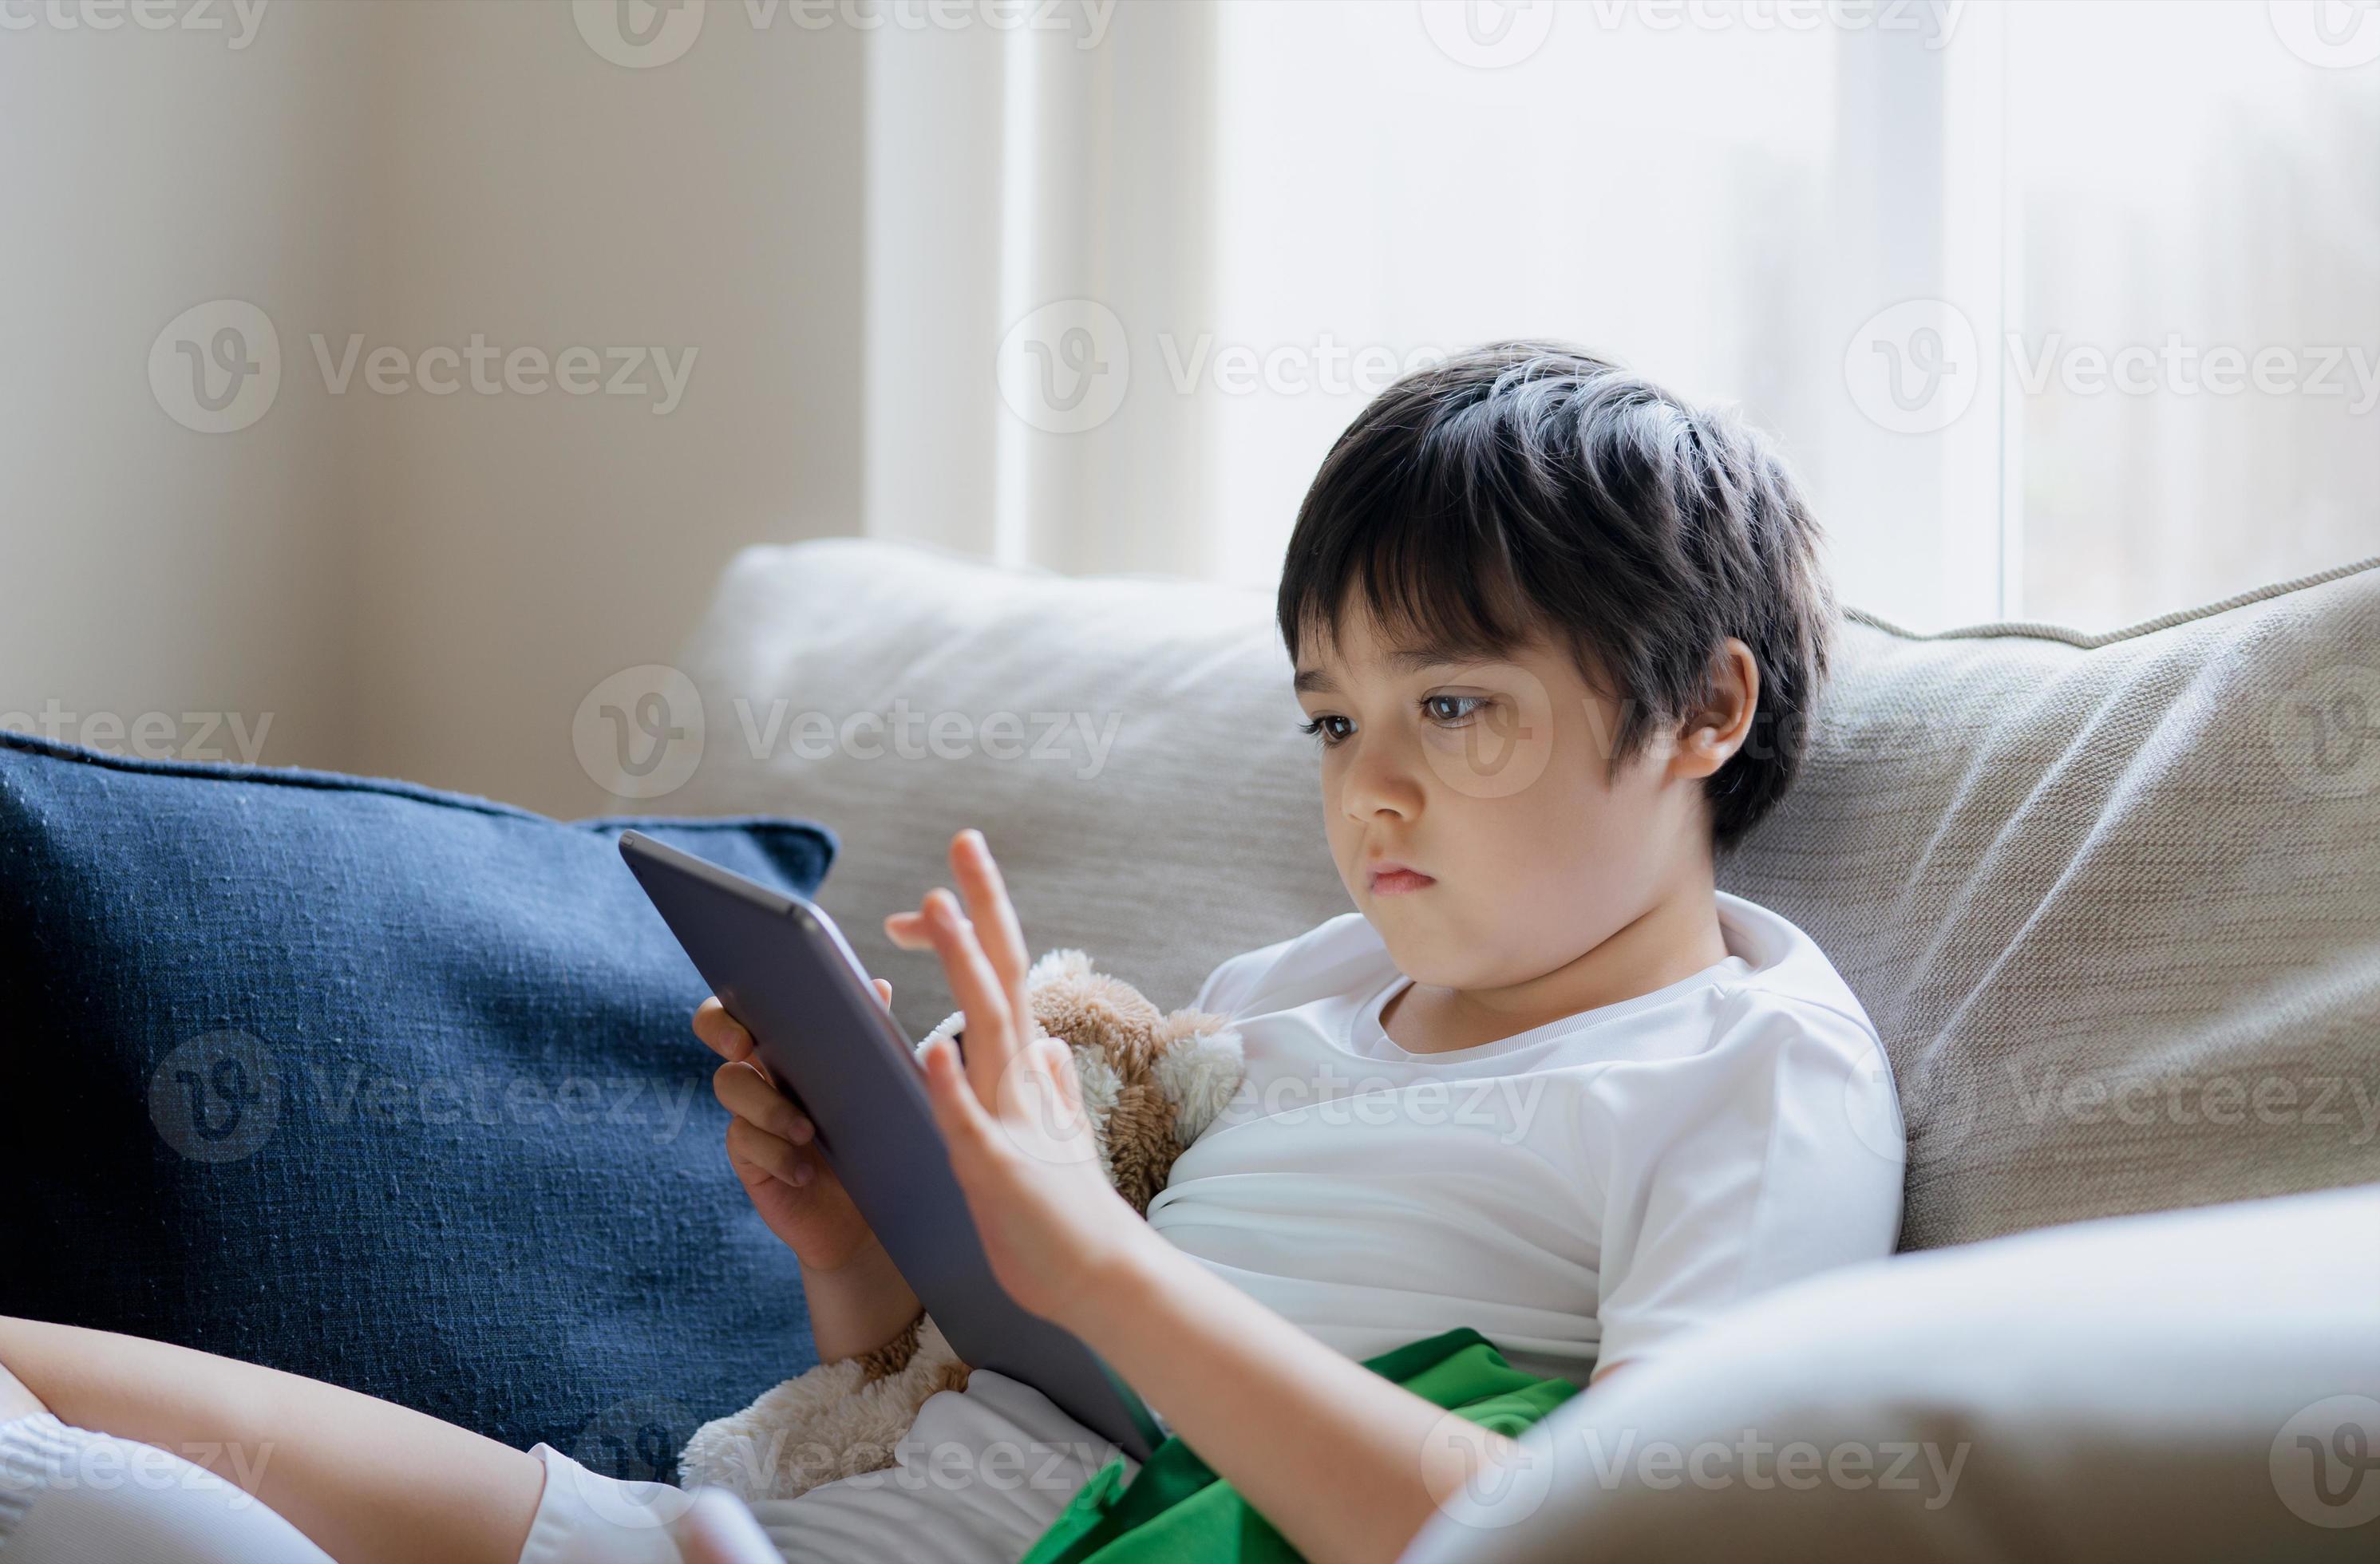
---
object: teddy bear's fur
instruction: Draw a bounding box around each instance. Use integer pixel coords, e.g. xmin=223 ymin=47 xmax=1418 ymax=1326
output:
xmin=675 ymin=948 xmax=1245 ymax=1502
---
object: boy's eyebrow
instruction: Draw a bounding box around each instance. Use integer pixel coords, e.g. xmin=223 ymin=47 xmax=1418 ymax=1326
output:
xmin=1292 ymin=644 xmax=1479 ymax=694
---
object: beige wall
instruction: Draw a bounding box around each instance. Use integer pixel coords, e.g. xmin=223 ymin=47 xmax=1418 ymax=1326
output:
xmin=1 ymin=0 xmax=868 ymax=818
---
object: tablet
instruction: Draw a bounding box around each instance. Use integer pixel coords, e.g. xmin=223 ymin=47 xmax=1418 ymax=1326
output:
xmin=619 ymin=830 xmax=1163 ymax=1463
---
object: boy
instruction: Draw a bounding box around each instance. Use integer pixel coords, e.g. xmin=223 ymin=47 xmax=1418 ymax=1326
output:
xmin=0 ymin=343 xmax=1902 ymax=1564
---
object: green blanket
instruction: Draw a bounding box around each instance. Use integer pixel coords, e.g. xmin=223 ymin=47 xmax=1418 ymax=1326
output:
xmin=1018 ymin=1329 xmax=1581 ymax=1564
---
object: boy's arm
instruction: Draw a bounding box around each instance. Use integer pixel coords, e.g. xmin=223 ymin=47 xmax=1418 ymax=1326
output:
xmin=797 ymin=1236 xmax=922 ymax=1365
xmin=895 ymin=831 xmax=1532 ymax=1564
xmin=1063 ymin=1226 xmax=1528 ymax=1564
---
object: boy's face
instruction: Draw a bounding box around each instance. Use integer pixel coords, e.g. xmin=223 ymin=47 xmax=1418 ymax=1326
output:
xmin=1293 ymin=598 xmax=1716 ymax=993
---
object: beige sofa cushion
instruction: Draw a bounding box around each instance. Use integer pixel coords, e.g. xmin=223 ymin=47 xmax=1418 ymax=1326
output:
xmin=1724 ymin=561 xmax=2380 ymax=1246
xmin=1402 ymin=1182 xmax=2380 ymax=1564
xmin=670 ymin=539 xmax=2380 ymax=1250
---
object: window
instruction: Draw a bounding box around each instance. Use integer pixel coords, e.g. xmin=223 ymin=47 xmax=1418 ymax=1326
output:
xmin=1200 ymin=0 xmax=2380 ymax=632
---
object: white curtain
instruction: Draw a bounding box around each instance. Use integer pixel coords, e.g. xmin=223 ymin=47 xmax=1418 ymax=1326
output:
xmin=862 ymin=0 xmax=2380 ymax=634
xmin=863 ymin=2 xmax=1222 ymax=579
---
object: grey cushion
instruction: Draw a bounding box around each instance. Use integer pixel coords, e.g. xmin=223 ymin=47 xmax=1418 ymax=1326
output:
xmin=669 ymin=538 xmax=2380 ymax=1250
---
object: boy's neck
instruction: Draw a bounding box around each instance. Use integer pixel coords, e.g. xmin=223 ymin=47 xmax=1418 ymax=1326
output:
xmin=1380 ymin=871 xmax=1730 ymax=1056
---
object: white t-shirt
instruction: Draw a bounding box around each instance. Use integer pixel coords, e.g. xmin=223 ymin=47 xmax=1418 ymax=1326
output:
xmin=745 ymin=892 xmax=1904 ymax=1562
xmin=1145 ymin=892 xmax=1907 ymax=1382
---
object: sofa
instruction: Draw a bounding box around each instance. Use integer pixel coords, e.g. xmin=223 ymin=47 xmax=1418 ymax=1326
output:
xmin=6 ymin=536 xmax=2375 ymax=1560
xmin=666 ymin=538 xmax=2380 ymax=1559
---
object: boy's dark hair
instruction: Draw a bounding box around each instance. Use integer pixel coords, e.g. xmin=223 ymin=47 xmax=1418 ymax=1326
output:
xmin=1276 ymin=341 xmax=1836 ymax=850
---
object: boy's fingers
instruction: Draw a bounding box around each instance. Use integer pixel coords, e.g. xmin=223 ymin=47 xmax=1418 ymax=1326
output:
xmin=726 ymin=1117 xmax=802 ymax=1186
xmin=950 ymin=830 xmax=1030 ymax=1004
xmin=713 ymin=1060 xmax=808 ymax=1143
xmin=693 ymin=997 xmax=754 ymax=1062
xmin=872 ymin=978 xmax=893 ymax=1009
xmin=919 ymin=1033 xmax=991 ymax=1151
xmin=884 ymin=910 xmax=928 ymax=950
xmin=923 ymin=887 xmax=1018 ymax=1105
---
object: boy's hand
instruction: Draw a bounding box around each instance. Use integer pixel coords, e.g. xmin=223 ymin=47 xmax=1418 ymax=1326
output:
xmin=885 ymin=829 xmax=1156 ymax=1333
xmin=694 ymin=984 xmax=891 ymax=1275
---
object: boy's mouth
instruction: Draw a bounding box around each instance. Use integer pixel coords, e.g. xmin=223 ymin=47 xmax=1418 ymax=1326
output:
xmin=1367 ymin=862 xmax=1436 ymax=895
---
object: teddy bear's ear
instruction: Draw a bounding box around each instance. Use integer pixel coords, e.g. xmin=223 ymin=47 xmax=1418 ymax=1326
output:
xmin=1026 ymin=948 xmax=1095 ymax=986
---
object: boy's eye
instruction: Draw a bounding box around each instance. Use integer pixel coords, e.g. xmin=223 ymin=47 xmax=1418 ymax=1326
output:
xmin=1422 ymin=694 xmax=1486 ymax=725
xmin=1299 ymin=697 xmax=1483 ymax=749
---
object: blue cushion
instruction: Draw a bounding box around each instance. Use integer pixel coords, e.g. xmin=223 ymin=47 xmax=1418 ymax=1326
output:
xmin=0 ymin=732 xmax=836 ymax=1474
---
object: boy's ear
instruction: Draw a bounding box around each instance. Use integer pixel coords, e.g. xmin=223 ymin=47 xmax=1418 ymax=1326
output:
xmin=1667 ymin=638 xmax=1759 ymax=783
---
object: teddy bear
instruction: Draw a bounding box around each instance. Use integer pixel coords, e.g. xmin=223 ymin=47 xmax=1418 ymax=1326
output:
xmin=674 ymin=947 xmax=1247 ymax=1502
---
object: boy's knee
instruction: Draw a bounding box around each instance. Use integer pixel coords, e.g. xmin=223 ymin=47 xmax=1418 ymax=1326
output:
xmin=0 ymin=1353 xmax=49 ymax=1423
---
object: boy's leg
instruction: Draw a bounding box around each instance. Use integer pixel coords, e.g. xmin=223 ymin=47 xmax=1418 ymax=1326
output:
xmin=1 ymin=1411 xmax=340 ymax=1562
xmin=0 ymin=1316 xmax=547 ymax=1564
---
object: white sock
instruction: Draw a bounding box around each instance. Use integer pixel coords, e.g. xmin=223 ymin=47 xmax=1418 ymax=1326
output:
xmin=0 ymin=1412 xmax=334 ymax=1564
